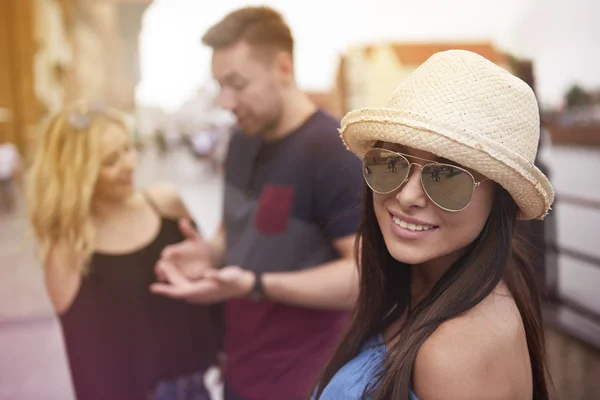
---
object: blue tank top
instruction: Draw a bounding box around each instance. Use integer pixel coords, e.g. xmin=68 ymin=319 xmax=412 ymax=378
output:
xmin=315 ymin=334 xmax=420 ymax=400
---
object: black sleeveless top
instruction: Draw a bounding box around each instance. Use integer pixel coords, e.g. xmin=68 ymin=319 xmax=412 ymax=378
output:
xmin=59 ymin=198 xmax=223 ymax=400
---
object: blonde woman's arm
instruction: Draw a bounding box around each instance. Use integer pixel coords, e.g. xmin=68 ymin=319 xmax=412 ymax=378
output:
xmin=44 ymin=244 xmax=84 ymax=315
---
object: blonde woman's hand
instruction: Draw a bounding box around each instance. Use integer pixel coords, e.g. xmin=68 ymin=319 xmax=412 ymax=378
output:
xmin=155 ymin=218 xmax=215 ymax=281
xmin=150 ymin=263 xmax=254 ymax=304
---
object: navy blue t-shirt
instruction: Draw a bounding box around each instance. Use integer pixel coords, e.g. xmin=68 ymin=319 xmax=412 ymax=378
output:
xmin=222 ymin=110 xmax=363 ymax=400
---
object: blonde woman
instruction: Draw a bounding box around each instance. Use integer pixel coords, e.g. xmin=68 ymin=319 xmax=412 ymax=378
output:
xmin=28 ymin=102 xmax=223 ymax=400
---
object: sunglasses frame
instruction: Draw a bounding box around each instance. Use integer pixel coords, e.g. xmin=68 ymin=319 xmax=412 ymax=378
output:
xmin=362 ymin=148 xmax=488 ymax=212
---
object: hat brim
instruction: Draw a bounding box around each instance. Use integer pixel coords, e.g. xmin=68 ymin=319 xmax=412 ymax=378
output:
xmin=340 ymin=107 xmax=554 ymax=220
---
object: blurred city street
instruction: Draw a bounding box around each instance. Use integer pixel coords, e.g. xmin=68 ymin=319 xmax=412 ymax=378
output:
xmin=0 ymin=146 xmax=223 ymax=400
xmin=1 ymin=0 xmax=599 ymax=398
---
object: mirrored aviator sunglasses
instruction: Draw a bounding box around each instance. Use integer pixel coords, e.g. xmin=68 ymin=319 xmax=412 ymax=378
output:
xmin=362 ymin=148 xmax=488 ymax=212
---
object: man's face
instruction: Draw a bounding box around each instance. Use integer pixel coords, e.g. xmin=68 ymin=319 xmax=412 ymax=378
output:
xmin=94 ymin=124 xmax=137 ymax=201
xmin=211 ymin=41 xmax=286 ymax=137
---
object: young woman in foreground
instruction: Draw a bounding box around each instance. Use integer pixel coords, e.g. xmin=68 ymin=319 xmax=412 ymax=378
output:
xmin=314 ymin=50 xmax=554 ymax=400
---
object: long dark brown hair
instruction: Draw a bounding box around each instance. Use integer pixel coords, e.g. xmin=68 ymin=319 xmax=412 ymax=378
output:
xmin=314 ymin=183 xmax=549 ymax=399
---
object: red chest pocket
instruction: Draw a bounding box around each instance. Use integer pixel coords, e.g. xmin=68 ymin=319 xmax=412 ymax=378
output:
xmin=254 ymin=184 xmax=295 ymax=236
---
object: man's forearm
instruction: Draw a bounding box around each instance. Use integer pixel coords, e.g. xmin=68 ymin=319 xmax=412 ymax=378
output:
xmin=261 ymin=258 xmax=359 ymax=310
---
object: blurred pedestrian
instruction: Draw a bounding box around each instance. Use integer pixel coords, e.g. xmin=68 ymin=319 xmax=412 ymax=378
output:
xmin=27 ymin=101 xmax=223 ymax=400
xmin=155 ymin=128 xmax=168 ymax=155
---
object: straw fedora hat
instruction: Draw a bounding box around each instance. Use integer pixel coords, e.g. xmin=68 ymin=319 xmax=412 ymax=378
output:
xmin=339 ymin=49 xmax=554 ymax=220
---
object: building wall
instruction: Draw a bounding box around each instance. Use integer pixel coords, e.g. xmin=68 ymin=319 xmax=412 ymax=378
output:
xmin=67 ymin=0 xmax=150 ymax=111
xmin=0 ymin=0 xmax=16 ymax=144
xmin=33 ymin=0 xmax=73 ymax=116
xmin=344 ymin=46 xmax=369 ymax=111
xmin=73 ymin=17 xmax=108 ymax=101
xmin=0 ymin=0 xmax=151 ymax=157
xmin=546 ymin=123 xmax=600 ymax=148
xmin=0 ymin=0 xmax=38 ymax=155
xmin=338 ymin=42 xmax=513 ymax=115
xmin=367 ymin=44 xmax=414 ymax=108
xmin=115 ymin=2 xmax=150 ymax=111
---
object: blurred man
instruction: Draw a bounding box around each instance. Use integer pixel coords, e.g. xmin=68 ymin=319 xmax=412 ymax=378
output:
xmin=151 ymin=6 xmax=363 ymax=400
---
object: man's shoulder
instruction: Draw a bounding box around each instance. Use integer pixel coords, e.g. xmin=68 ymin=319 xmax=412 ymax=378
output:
xmin=298 ymin=110 xmax=354 ymax=159
xmin=311 ymin=109 xmax=341 ymax=129
xmin=301 ymin=109 xmax=341 ymax=140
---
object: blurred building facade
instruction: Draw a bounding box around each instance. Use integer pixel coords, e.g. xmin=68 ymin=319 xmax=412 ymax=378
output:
xmin=545 ymin=123 xmax=600 ymax=148
xmin=334 ymin=42 xmax=516 ymax=115
xmin=544 ymin=103 xmax=600 ymax=148
xmin=0 ymin=0 xmax=152 ymax=156
xmin=306 ymin=91 xmax=343 ymax=119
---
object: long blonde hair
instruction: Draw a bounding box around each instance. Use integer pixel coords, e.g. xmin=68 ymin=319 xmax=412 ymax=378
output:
xmin=27 ymin=102 xmax=128 ymax=272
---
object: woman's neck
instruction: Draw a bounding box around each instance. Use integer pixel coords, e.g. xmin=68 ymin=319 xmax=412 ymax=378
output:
xmin=91 ymin=191 xmax=139 ymax=219
xmin=411 ymin=249 xmax=467 ymax=298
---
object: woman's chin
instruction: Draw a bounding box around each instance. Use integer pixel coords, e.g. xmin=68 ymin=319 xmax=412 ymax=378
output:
xmin=387 ymin=246 xmax=430 ymax=266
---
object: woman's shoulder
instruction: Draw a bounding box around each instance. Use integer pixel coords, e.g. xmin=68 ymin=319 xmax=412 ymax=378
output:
xmin=412 ymin=285 xmax=532 ymax=400
xmin=144 ymin=183 xmax=191 ymax=220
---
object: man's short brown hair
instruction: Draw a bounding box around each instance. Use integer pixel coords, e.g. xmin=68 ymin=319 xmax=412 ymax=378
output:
xmin=202 ymin=6 xmax=294 ymax=57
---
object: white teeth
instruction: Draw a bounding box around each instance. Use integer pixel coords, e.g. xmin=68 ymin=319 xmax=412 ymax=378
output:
xmin=392 ymin=216 xmax=435 ymax=232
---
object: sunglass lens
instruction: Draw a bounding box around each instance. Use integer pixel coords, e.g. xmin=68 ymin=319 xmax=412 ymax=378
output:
xmin=362 ymin=149 xmax=410 ymax=193
xmin=421 ymin=164 xmax=475 ymax=211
